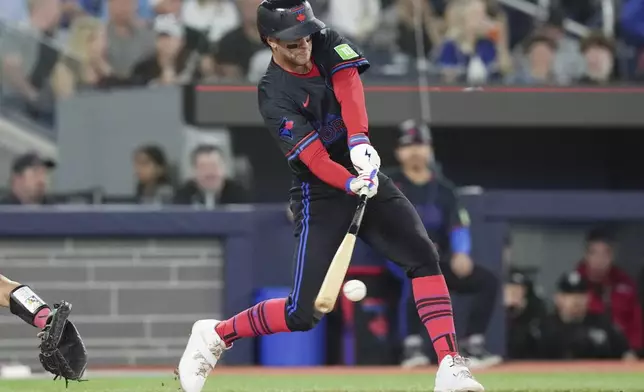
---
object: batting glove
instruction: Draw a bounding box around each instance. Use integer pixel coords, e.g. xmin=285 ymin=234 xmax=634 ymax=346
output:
xmin=346 ymin=169 xmax=379 ymax=199
xmin=350 ymin=143 xmax=381 ymax=174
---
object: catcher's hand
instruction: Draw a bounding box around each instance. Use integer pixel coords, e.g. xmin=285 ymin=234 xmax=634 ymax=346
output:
xmin=38 ymin=301 xmax=88 ymax=386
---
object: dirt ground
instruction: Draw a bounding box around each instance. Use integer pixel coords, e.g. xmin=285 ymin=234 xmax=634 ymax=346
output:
xmin=92 ymin=361 xmax=644 ymax=376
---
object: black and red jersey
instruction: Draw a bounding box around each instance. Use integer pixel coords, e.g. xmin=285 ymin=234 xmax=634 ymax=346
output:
xmin=257 ymin=28 xmax=370 ymax=192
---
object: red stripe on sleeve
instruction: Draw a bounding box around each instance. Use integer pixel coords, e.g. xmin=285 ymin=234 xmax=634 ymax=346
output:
xmin=331 ymin=67 xmax=369 ymax=142
xmin=299 ymin=137 xmax=354 ymax=192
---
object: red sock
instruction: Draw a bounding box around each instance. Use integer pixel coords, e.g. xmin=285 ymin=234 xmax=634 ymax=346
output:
xmin=215 ymin=298 xmax=291 ymax=346
xmin=33 ymin=307 xmax=51 ymax=330
xmin=412 ymin=275 xmax=459 ymax=362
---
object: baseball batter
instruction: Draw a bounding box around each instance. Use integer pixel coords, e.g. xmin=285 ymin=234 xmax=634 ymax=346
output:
xmin=178 ymin=2 xmax=484 ymax=392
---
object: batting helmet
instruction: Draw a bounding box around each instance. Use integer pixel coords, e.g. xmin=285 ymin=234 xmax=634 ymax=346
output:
xmin=257 ymin=0 xmax=326 ymax=45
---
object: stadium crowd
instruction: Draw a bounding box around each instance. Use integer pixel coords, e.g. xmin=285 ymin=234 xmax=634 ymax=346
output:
xmin=1 ymin=0 xmax=644 ymax=125
xmin=1 ymin=0 xmax=643 ymax=367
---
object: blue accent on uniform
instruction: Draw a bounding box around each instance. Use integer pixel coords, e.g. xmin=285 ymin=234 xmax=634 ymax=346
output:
xmin=330 ymin=59 xmax=370 ymax=75
xmin=288 ymin=182 xmax=310 ymax=315
xmin=345 ymin=177 xmax=356 ymax=193
xmin=348 ymin=134 xmax=370 ymax=148
xmin=286 ymin=133 xmax=320 ymax=161
xmin=450 ymin=226 xmax=471 ymax=255
xmin=386 ymin=260 xmax=411 ymax=340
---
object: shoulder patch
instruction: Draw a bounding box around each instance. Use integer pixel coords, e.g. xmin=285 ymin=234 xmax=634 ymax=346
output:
xmin=334 ymin=43 xmax=359 ymax=61
xmin=278 ymin=117 xmax=294 ymax=140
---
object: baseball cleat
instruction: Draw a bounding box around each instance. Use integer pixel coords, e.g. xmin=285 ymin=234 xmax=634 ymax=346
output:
xmin=176 ymin=319 xmax=226 ymax=392
xmin=434 ymin=354 xmax=485 ymax=392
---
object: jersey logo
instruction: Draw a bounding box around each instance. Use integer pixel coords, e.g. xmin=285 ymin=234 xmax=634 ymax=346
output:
xmin=278 ymin=117 xmax=294 ymax=140
xmin=303 ymin=94 xmax=310 ymax=108
xmin=296 ymin=13 xmax=306 ymax=22
xmin=334 ymin=44 xmax=359 ymax=61
xmin=313 ymin=113 xmax=346 ymax=146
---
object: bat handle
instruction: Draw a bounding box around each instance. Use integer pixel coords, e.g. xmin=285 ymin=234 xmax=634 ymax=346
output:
xmin=358 ymin=188 xmax=369 ymax=198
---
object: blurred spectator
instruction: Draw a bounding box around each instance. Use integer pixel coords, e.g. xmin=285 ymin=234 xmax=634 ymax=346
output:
xmin=130 ymin=14 xmax=200 ymax=85
xmin=535 ymin=271 xmax=636 ymax=360
xmin=515 ymin=9 xmax=585 ymax=85
xmin=506 ymin=33 xmax=557 ymax=85
xmin=102 ymin=0 xmax=155 ymax=21
xmin=324 ymin=0 xmax=380 ymax=46
xmin=576 ymin=229 xmax=642 ymax=352
xmin=0 ymin=0 xmax=28 ymax=24
xmin=505 ymin=270 xmax=545 ymax=359
xmin=132 ymin=144 xmax=175 ymax=204
xmin=214 ymin=0 xmax=265 ymax=80
xmin=174 ymin=144 xmax=250 ymax=207
xmin=51 ymin=16 xmax=124 ymax=100
xmin=0 ymin=0 xmax=62 ymax=124
xmin=576 ymin=32 xmax=615 ymax=85
xmin=436 ymin=0 xmax=504 ymax=84
xmin=155 ymin=0 xmax=215 ymax=78
xmin=0 ymin=152 xmax=56 ymax=205
xmin=105 ymin=0 xmax=155 ymax=79
xmin=385 ymin=120 xmax=501 ymax=368
xmin=182 ymin=0 xmax=240 ymax=44
xmin=619 ymin=0 xmax=644 ymax=81
xmin=394 ymin=0 xmax=442 ymax=59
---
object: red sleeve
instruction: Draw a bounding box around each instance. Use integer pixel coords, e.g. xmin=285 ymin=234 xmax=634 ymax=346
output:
xmin=299 ymin=138 xmax=355 ymax=193
xmin=331 ymin=67 xmax=370 ymax=148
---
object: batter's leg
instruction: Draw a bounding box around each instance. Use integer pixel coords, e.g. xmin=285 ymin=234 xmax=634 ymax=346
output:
xmin=358 ymin=174 xmax=484 ymax=391
xmin=0 ymin=274 xmax=51 ymax=328
xmin=358 ymin=175 xmax=456 ymax=362
xmin=215 ymin=188 xmax=357 ymax=341
xmin=178 ymin=186 xmax=356 ymax=392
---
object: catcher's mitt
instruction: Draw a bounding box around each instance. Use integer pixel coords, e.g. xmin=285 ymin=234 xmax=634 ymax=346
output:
xmin=38 ymin=301 xmax=88 ymax=387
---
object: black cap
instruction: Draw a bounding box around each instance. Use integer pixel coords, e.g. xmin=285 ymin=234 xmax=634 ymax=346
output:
xmin=257 ymin=0 xmax=325 ymax=44
xmin=11 ymin=152 xmax=56 ymax=175
xmin=397 ymin=119 xmax=432 ymax=147
xmin=557 ymin=271 xmax=589 ymax=294
xmin=506 ymin=271 xmax=528 ymax=286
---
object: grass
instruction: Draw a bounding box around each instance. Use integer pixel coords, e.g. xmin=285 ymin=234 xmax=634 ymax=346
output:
xmin=2 ymin=372 xmax=644 ymax=392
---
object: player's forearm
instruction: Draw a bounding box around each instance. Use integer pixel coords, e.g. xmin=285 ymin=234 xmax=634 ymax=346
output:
xmin=0 ymin=274 xmax=20 ymax=307
xmin=331 ymin=68 xmax=370 ymax=147
xmin=300 ymin=140 xmax=355 ymax=192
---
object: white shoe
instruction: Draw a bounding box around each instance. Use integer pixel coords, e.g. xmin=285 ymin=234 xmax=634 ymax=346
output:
xmin=176 ymin=319 xmax=227 ymax=392
xmin=434 ymin=354 xmax=485 ymax=392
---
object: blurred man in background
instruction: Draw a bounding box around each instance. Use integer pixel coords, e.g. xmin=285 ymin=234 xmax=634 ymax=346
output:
xmin=576 ymin=229 xmax=642 ymax=353
xmin=506 ymin=33 xmax=557 ymax=85
xmin=504 ymin=270 xmax=545 ymax=359
xmin=536 ymin=271 xmax=636 ymax=360
xmin=0 ymin=0 xmax=62 ymax=123
xmin=0 ymin=152 xmax=56 ymax=205
xmin=174 ymin=144 xmax=249 ymax=207
xmin=105 ymin=0 xmax=155 ymax=79
xmin=577 ymin=32 xmax=615 ymax=85
xmin=214 ymin=0 xmax=265 ymax=80
xmin=385 ymin=120 xmax=501 ymax=368
xmin=130 ymin=14 xmax=199 ymax=85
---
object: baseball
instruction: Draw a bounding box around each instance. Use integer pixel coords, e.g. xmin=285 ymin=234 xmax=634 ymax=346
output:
xmin=343 ymin=280 xmax=367 ymax=302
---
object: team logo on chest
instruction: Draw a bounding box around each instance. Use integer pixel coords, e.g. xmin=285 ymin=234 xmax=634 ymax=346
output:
xmin=313 ymin=114 xmax=347 ymax=145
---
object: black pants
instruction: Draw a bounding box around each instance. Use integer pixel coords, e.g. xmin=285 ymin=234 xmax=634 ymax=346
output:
xmin=392 ymin=260 xmax=498 ymax=339
xmin=285 ymin=173 xmax=441 ymax=331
